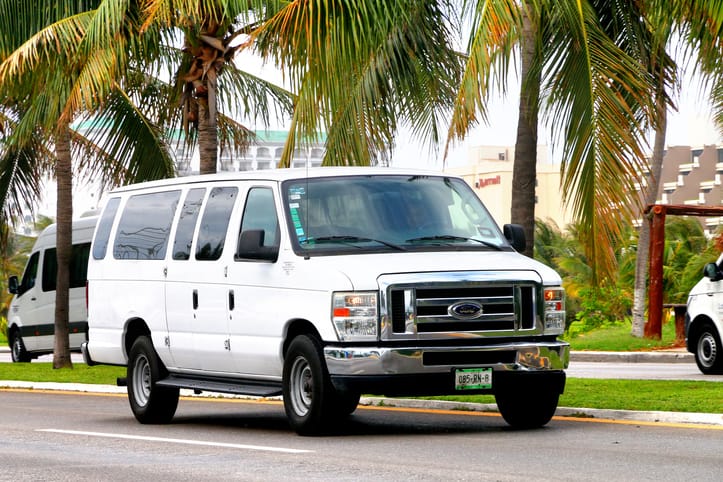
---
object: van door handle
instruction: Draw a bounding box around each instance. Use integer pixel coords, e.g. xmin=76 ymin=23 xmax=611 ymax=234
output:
xmin=192 ymin=289 xmax=198 ymax=310
xmin=228 ymin=290 xmax=235 ymax=311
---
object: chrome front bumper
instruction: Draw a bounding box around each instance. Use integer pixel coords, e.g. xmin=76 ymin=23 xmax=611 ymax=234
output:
xmin=324 ymin=340 xmax=569 ymax=376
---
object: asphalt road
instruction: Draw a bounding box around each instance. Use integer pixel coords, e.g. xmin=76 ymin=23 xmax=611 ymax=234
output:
xmin=2 ymin=389 xmax=722 ymax=481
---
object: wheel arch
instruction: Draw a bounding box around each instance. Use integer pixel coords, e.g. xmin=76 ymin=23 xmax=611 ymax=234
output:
xmin=282 ymin=319 xmax=323 ymax=358
xmin=687 ymin=314 xmax=719 ymax=351
xmin=123 ymin=317 xmax=151 ymax=361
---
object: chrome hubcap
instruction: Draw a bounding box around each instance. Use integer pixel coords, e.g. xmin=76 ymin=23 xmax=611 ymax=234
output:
xmin=132 ymin=354 xmax=152 ymax=407
xmin=289 ymin=356 xmax=313 ymax=416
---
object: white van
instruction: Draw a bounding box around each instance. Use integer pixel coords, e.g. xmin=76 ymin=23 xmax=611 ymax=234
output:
xmin=685 ymin=253 xmax=723 ymax=374
xmin=84 ymin=167 xmax=569 ymax=434
xmin=7 ymin=216 xmax=97 ymax=362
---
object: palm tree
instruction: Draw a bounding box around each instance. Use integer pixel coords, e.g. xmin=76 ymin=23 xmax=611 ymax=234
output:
xmin=449 ymin=0 xmax=656 ymax=277
xmin=138 ymin=0 xmax=294 ymax=174
xmin=253 ymin=0 xmax=463 ymax=167
xmin=631 ymin=1 xmax=723 ymax=337
xmin=0 ymin=0 xmax=176 ymax=367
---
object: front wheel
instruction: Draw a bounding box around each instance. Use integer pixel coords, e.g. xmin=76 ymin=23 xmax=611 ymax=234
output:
xmin=10 ymin=331 xmax=31 ymax=363
xmin=127 ymin=336 xmax=179 ymax=424
xmin=694 ymin=324 xmax=723 ymax=374
xmin=283 ymin=335 xmax=335 ymax=435
xmin=495 ymin=384 xmax=559 ymax=429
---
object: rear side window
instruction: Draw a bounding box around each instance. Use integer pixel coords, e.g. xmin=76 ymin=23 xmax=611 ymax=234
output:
xmin=92 ymin=197 xmax=121 ymax=260
xmin=172 ymin=188 xmax=206 ymax=260
xmin=114 ymin=190 xmax=181 ymax=260
xmin=196 ymin=186 xmax=238 ymax=261
xmin=42 ymin=243 xmax=91 ymax=291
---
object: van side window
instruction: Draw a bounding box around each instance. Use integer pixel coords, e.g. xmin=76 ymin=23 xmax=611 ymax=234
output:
xmin=17 ymin=252 xmax=39 ymax=296
xmin=42 ymin=243 xmax=92 ymax=291
xmin=172 ymin=188 xmax=206 ymax=260
xmin=239 ymin=187 xmax=279 ymax=248
xmin=93 ymin=197 xmax=121 ymax=260
xmin=196 ymin=187 xmax=238 ymax=261
xmin=114 ymin=191 xmax=181 ymax=260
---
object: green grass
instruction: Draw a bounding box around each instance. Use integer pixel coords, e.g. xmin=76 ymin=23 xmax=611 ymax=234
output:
xmin=0 ymin=362 xmax=124 ymax=384
xmin=564 ymin=319 xmax=682 ymax=352
xmin=421 ymin=378 xmax=723 ymax=414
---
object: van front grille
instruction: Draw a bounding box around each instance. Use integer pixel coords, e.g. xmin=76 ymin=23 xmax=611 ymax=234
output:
xmin=384 ymin=281 xmax=537 ymax=339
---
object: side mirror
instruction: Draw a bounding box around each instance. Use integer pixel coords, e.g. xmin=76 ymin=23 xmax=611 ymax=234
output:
xmin=236 ymin=229 xmax=279 ymax=262
xmin=503 ymin=224 xmax=526 ymax=252
xmin=703 ymin=262 xmax=723 ymax=282
xmin=8 ymin=275 xmax=18 ymax=294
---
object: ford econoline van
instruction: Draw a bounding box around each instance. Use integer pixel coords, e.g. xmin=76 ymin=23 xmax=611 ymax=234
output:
xmin=84 ymin=168 xmax=569 ymax=434
xmin=686 ymin=253 xmax=723 ymax=374
xmin=7 ymin=216 xmax=97 ymax=362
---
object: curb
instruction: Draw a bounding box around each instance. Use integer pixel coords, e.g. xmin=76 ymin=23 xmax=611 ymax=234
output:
xmin=2 ymin=380 xmax=721 ymax=428
xmin=570 ymin=350 xmax=693 ymax=364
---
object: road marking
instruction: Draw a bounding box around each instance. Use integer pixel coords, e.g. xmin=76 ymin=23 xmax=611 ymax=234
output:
xmin=36 ymin=429 xmax=312 ymax=454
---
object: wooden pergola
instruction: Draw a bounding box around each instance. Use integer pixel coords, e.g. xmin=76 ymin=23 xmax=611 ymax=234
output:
xmin=645 ymin=204 xmax=723 ymax=338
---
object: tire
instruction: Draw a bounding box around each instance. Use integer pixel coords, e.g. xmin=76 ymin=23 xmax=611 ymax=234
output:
xmin=10 ymin=331 xmax=31 ymax=363
xmin=495 ymin=385 xmax=559 ymax=429
xmin=127 ymin=336 xmax=179 ymax=424
xmin=332 ymin=390 xmax=361 ymax=417
xmin=282 ymin=335 xmax=335 ymax=435
xmin=694 ymin=324 xmax=723 ymax=374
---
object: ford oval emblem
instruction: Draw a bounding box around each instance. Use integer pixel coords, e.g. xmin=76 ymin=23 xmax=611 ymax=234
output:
xmin=448 ymin=301 xmax=484 ymax=320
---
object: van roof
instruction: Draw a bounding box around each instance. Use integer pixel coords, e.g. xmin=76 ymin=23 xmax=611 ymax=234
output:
xmin=37 ymin=215 xmax=99 ymax=239
xmin=108 ymin=167 xmax=459 ymax=194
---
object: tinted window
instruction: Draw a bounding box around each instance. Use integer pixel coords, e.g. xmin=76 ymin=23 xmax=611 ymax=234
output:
xmin=42 ymin=243 xmax=91 ymax=291
xmin=239 ymin=188 xmax=279 ymax=248
xmin=172 ymin=188 xmax=206 ymax=260
xmin=93 ymin=197 xmax=121 ymax=260
xmin=114 ymin=191 xmax=181 ymax=260
xmin=18 ymin=252 xmax=39 ymax=296
xmin=196 ymin=187 xmax=238 ymax=261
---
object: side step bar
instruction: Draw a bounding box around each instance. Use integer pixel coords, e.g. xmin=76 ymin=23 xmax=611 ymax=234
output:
xmin=155 ymin=375 xmax=283 ymax=398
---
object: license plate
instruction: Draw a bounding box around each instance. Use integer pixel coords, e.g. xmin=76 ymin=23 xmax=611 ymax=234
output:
xmin=455 ymin=368 xmax=492 ymax=390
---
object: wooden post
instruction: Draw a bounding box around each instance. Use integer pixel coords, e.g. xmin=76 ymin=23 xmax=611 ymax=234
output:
xmin=645 ymin=205 xmax=666 ymax=339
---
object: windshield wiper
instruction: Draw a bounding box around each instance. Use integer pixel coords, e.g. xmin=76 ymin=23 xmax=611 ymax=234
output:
xmin=306 ymin=235 xmax=406 ymax=251
xmin=405 ymin=235 xmax=503 ymax=250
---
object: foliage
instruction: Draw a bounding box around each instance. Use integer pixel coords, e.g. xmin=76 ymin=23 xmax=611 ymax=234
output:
xmin=564 ymin=318 xmax=679 ymax=351
xmin=567 ymin=285 xmax=633 ymax=336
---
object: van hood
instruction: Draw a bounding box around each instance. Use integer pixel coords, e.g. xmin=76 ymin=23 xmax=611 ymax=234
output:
xmin=293 ymin=250 xmax=562 ymax=291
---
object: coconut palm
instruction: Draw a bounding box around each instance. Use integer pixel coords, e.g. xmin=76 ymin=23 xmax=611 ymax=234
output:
xmin=0 ymin=0 xmax=176 ymax=367
xmin=631 ymin=0 xmax=723 ymax=337
xmin=253 ymin=0 xmax=464 ymax=167
xmin=138 ymin=0 xmax=294 ymax=174
xmin=449 ymin=0 xmax=656 ymax=278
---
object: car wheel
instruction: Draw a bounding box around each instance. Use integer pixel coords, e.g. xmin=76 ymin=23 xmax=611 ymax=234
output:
xmin=694 ymin=324 xmax=723 ymax=374
xmin=127 ymin=336 xmax=179 ymax=424
xmin=10 ymin=331 xmax=31 ymax=363
xmin=332 ymin=390 xmax=361 ymax=417
xmin=495 ymin=384 xmax=559 ymax=429
xmin=283 ymin=335 xmax=335 ymax=435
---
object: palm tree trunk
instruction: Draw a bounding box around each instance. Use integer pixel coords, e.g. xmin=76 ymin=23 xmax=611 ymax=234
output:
xmin=511 ymin=0 xmax=539 ymax=258
xmin=53 ymin=125 xmax=73 ymax=369
xmin=198 ymin=73 xmax=218 ymax=175
xmin=631 ymin=88 xmax=667 ymax=337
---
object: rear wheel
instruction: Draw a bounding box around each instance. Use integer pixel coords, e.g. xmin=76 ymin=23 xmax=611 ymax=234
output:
xmin=495 ymin=384 xmax=559 ymax=429
xmin=127 ymin=336 xmax=179 ymax=424
xmin=10 ymin=331 xmax=31 ymax=363
xmin=283 ymin=335 xmax=336 ymax=435
xmin=694 ymin=324 xmax=723 ymax=374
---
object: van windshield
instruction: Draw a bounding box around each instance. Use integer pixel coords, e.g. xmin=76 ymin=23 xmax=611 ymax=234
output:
xmin=282 ymin=175 xmax=510 ymax=255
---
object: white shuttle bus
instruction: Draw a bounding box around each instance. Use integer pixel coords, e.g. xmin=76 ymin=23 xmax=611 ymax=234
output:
xmin=7 ymin=216 xmax=97 ymax=362
xmin=84 ymin=167 xmax=569 ymax=434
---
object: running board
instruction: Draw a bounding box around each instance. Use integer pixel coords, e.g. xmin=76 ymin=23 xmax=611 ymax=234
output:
xmin=156 ymin=375 xmax=283 ymax=397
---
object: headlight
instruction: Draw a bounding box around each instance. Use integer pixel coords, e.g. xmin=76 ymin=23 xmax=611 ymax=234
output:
xmin=543 ymin=287 xmax=566 ymax=335
xmin=332 ymin=292 xmax=378 ymax=341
